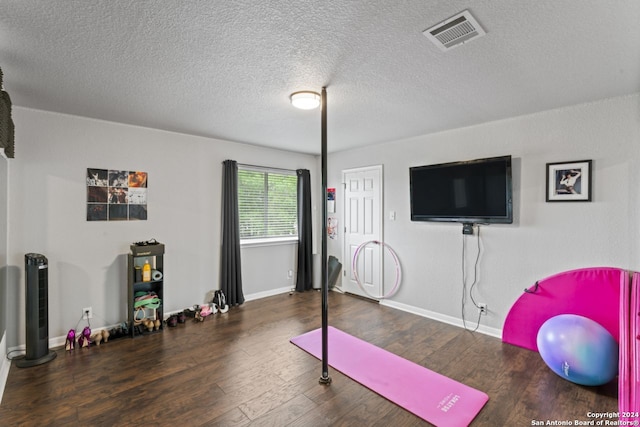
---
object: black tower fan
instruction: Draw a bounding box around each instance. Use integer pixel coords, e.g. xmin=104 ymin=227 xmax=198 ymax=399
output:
xmin=15 ymin=253 xmax=57 ymax=367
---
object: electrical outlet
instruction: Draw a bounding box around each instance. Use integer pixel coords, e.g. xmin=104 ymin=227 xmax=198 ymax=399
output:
xmin=478 ymin=303 xmax=487 ymax=315
xmin=82 ymin=306 xmax=93 ymax=320
xmin=288 ymin=270 xmax=293 ymax=279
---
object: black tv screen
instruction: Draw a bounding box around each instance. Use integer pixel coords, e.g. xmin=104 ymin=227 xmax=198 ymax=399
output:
xmin=410 ymin=155 xmax=513 ymax=224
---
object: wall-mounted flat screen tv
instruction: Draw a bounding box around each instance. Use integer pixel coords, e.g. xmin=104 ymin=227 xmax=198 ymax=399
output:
xmin=410 ymin=155 xmax=513 ymax=224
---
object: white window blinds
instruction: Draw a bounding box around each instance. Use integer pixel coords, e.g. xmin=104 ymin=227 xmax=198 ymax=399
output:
xmin=237 ymin=168 xmax=297 ymax=240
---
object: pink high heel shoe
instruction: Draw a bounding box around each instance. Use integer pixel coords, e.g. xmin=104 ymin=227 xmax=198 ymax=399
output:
xmin=65 ymin=329 xmax=75 ymax=351
xmin=78 ymin=326 xmax=92 ymax=348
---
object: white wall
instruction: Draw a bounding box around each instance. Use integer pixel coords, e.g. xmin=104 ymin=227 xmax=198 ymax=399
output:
xmin=327 ymin=94 xmax=640 ymax=331
xmin=0 ymin=151 xmax=8 ymax=339
xmin=5 ymin=94 xmax=639 ymax=346
xmin=0 ymin=151 xmax=8 ymax=404
xmin=5 ymin=107 xmax=318 ymax=347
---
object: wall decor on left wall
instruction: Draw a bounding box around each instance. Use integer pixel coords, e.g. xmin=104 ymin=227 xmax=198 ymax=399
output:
xmin=86 ymin=168 xmax=148 ymax=221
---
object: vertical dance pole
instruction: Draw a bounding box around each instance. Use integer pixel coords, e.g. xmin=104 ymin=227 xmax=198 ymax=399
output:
xmin=319 ymin=87 xmax=331 ymax=385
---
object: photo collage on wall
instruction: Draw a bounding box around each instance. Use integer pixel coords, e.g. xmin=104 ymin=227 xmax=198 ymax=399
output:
xmin=86 ymin=168 xmax=148 ymax=221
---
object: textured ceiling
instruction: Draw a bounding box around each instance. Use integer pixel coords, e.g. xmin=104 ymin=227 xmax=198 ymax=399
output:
xmin=1 ymin=1 xmax=639 ymax=154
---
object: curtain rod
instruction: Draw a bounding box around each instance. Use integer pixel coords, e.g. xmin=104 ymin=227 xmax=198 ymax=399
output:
xmin=232 ymin=162 xmax=297 ymax=173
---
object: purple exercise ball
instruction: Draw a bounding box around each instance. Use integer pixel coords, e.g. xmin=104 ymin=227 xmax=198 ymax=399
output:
xmin=536 ymin=314 xmax=618 ymax=386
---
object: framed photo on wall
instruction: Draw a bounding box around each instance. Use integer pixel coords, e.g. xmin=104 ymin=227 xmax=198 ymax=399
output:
xmin=86 ymin=168 xmax=148 ymax=221
xmin=546 ymin=160 xmax=592 ymax=202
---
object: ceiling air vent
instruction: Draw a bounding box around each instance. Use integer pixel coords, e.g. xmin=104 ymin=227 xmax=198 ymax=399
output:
xmin=423 ymin=10 xmax=486 ymax=51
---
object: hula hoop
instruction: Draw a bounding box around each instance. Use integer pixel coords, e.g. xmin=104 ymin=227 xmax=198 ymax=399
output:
xmin=351 ymin=240 xmax=402 ymax=299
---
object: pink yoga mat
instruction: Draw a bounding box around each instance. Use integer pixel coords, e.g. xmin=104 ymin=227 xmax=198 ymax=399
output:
xmin=291 ymin=327 xmax=489 ymax=426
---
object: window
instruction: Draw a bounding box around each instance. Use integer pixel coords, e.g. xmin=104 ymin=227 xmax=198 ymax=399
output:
xmin=237 ymin=167 xmax=297 ymax=243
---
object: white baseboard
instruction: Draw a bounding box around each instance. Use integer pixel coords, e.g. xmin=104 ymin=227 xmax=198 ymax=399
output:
xmin=42 ymin=288 xmax=294 ymax=348
xmin=38 ymin=287 xmax=294 ymax=352
xmin=0 ymin=331 xmax=9 ymax=405
xmin=5 ymin=287 xmax=296 ymax=357
xmin=9 ymin=292 xmax=503 ymax=353
xmin=379 ymin=299 xmax=503 ymax=339
xmin=0 ymin=290 xmax=501 ymax=406
xmin=244 ymin=286 xmax=503 ymax=338
xmin=244 ymin=286 xmax=293 ymax=302
xmin=5 ymin=326 xmax=121 ymax=357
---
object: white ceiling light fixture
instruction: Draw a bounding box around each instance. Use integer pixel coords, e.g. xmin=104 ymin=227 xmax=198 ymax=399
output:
xmin=290 ymin=91 xmax=321 ymax=110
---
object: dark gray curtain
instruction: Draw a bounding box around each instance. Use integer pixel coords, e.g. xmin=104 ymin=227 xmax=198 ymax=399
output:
xmin=295 ymin=169 xmax=313 ymax=292
xmin=220 ymin=160 xmax=244 ymax=306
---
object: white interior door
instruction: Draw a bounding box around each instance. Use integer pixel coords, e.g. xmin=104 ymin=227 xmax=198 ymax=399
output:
xmin=342 ymin=165 xmax=382 ymax=299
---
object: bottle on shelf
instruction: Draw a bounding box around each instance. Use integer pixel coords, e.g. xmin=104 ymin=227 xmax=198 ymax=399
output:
xmin=142 ymin=259 xmax=151 ymax=282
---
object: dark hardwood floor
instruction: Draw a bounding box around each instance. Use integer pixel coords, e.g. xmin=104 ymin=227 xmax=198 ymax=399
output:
xmin=1 ymin=291 xmax=617 ymax=426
